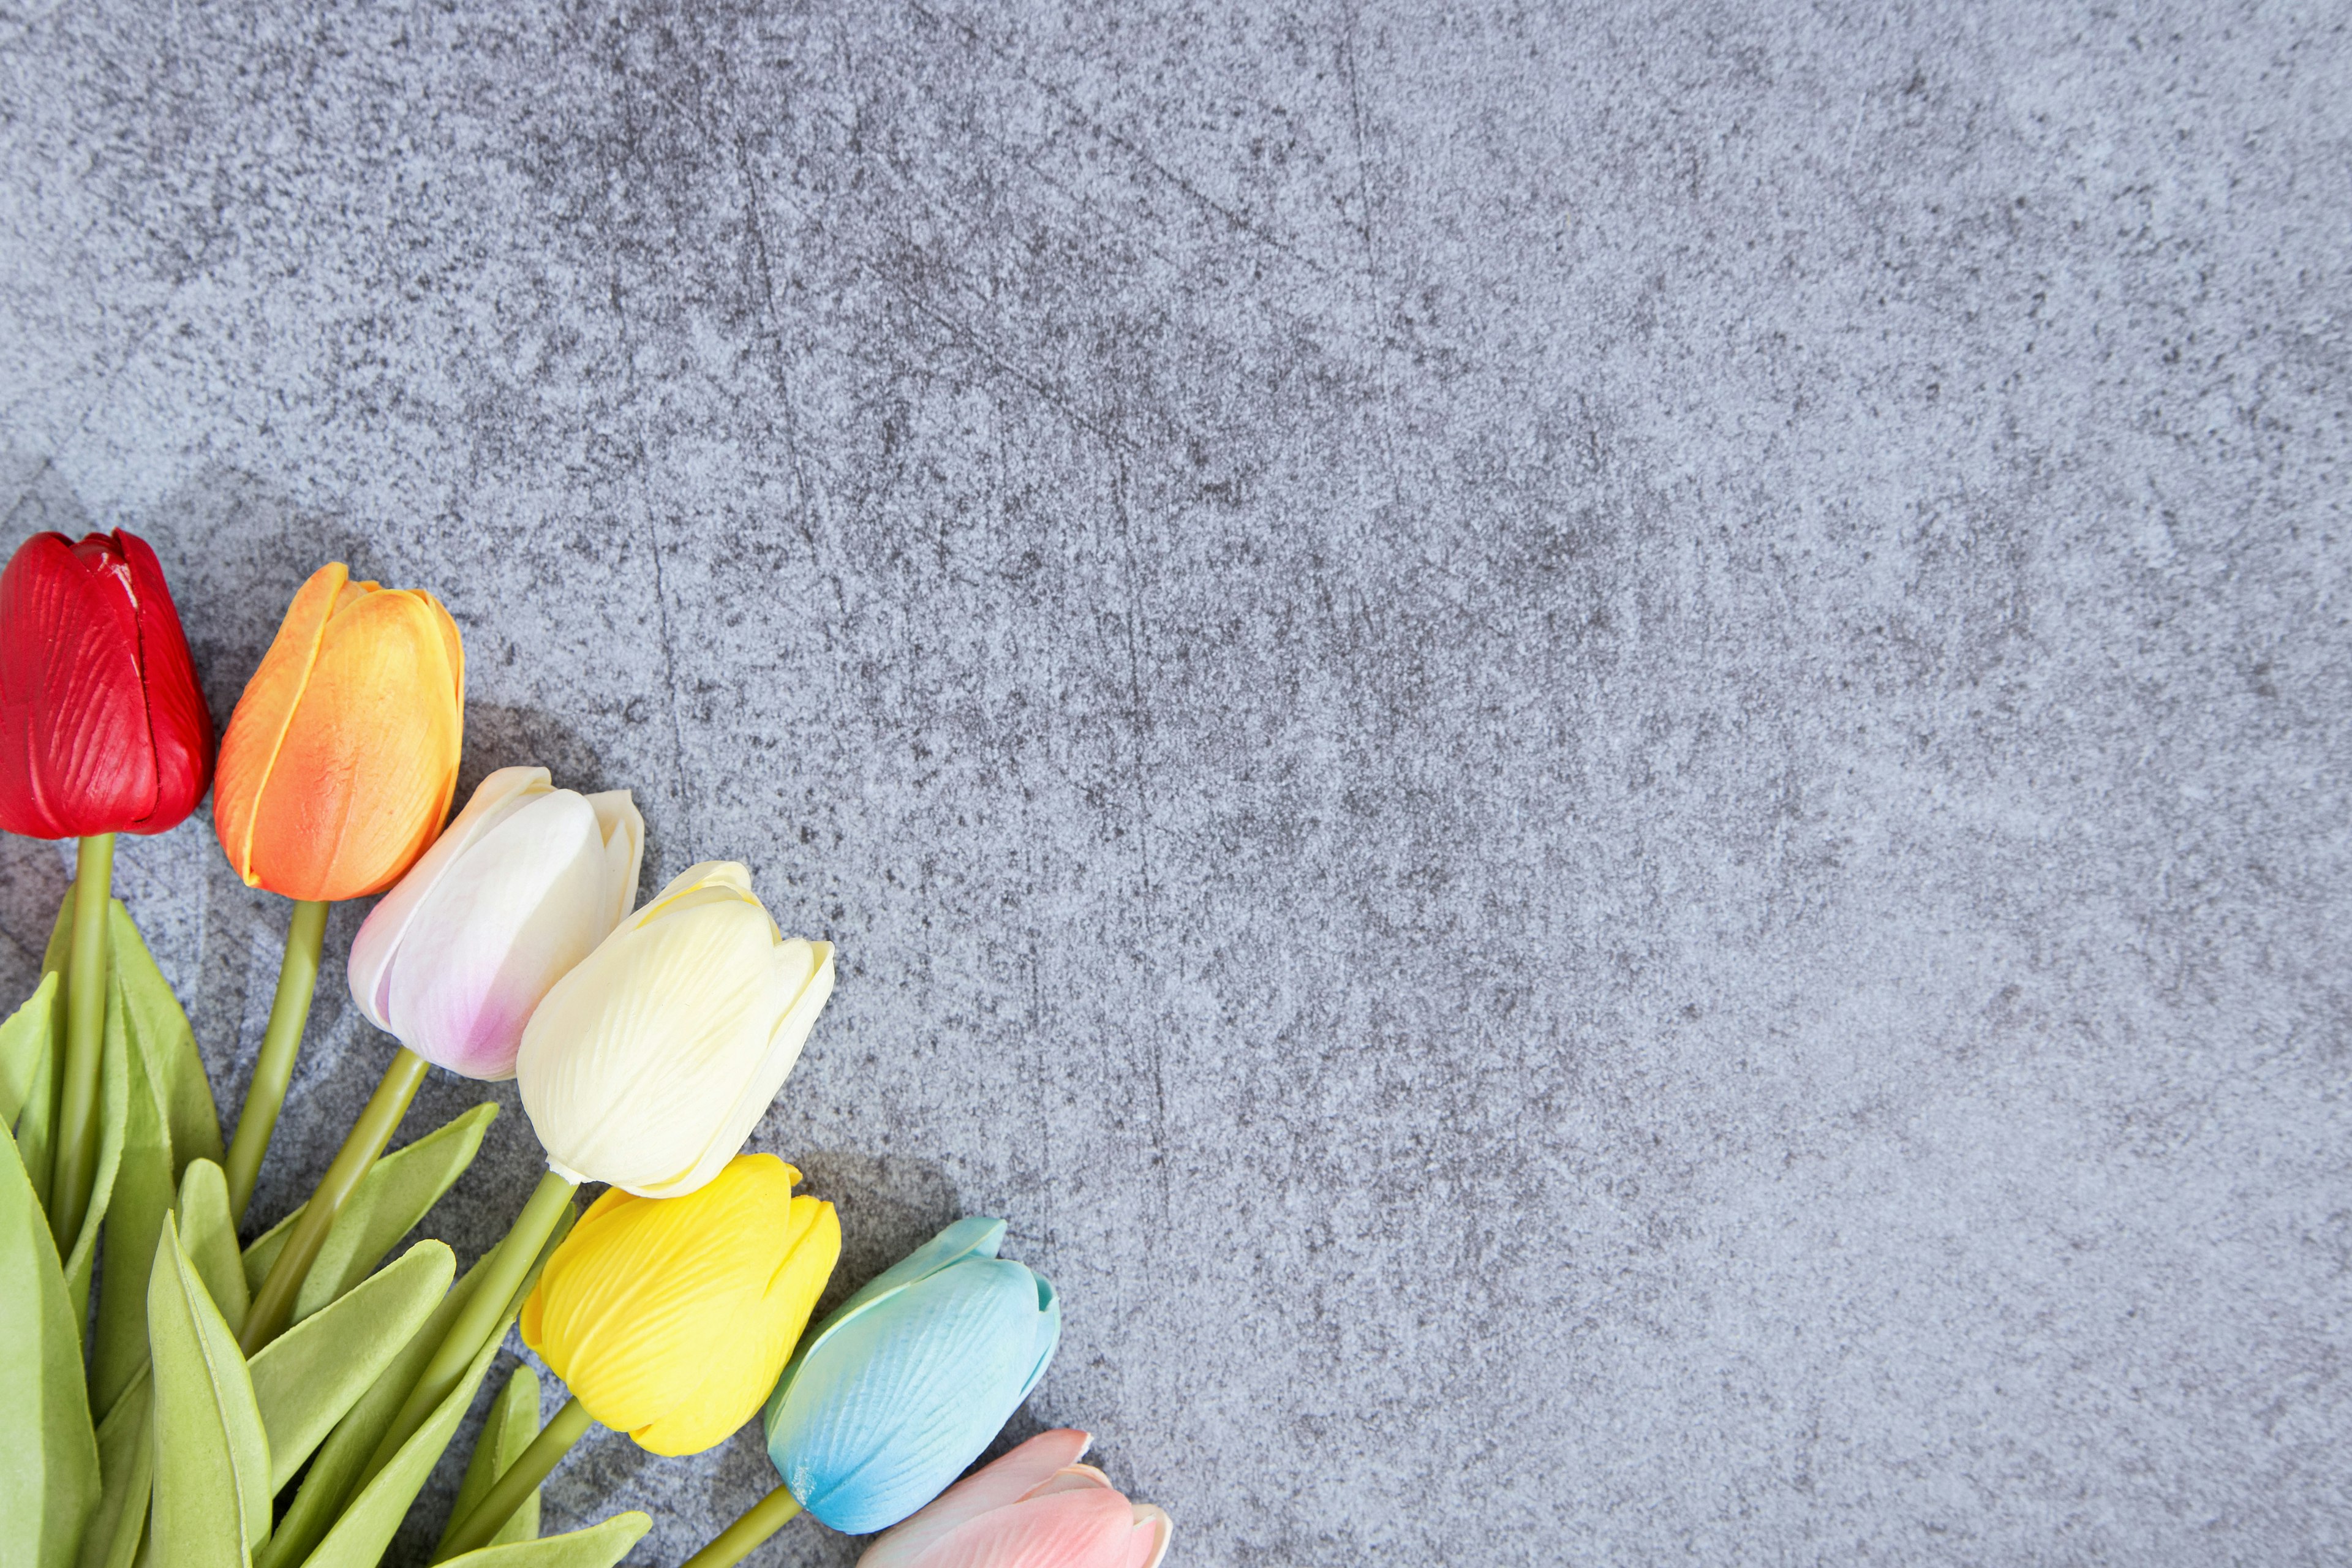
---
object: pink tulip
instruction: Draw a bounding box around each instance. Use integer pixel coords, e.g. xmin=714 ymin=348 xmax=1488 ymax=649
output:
xmin=856 ymin=1430 xmax=1171 ymax=1568
xmin=347 ymin=765 xmax=641 ymax=1079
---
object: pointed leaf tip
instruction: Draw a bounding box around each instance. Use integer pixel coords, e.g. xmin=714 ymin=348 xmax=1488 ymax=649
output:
xmin=146 ymin=1212 xmax=271 ymax=1567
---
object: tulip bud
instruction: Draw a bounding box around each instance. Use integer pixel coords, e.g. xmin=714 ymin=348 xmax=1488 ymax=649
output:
xmin=347 ymin=766 xmax=643 ymax=1079
xmin=763 ymin=1217 xmax=1061 ymax=1536
xmin=521 ymin=1154 xmax=840 ymax=1457
xmin=516 ymin=862 xmax=834 ymax=1199
xmin=856 ymin=1430 xmax=1172 ymax=1568
xmin=213 ymin=562 xmax=463 ymax=901
xmin=0 ymin=529 xmax=213 ymax=838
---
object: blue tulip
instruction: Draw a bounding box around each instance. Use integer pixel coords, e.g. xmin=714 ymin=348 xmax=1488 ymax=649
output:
xmin=761 ymin=1216 xmax=1061 ymax=1535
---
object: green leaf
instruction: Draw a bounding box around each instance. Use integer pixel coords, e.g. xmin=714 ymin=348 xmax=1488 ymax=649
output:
xmin=15 ymin=884 xmax=81 ymax=1203
xmin=78 ymin=1370 xmax=154 ymax=1568
xmin=248 ymin=1239 xmax=454 ymax=1493
xmin=446 ymin=1366 xmax=545 ymax=1552
xmin=11 ymin=1022 xmax=59 ymax=1219
xmin=0 ymin=1117 xmax=99 ymax=1568
xmin=147 ymin=1212 xmax=271 ymax=1568
xmin=176 ymin=1160 xmax=249 ymax=1333
xmin=255 ymin=1254 xmax=489 ymax=1568
xmin=295 ymin=1298 xmax=521 ymax=1568
xmin=108 ymin=900 xmax=222 ymax=1178
xmin=438 ymin=1515 xmax=650 ymax=1568
xmin=0 ymin=969 xmax=60 ymax=1128
xmin=40 ymin=896 xmax=221 ymax=1408
xmin=91 ymin=973 xmax=179 ymax=1414
xmin=59 ymin=964 xmax=132 ymax=1335
xmin=40 ymin=884 xmax=75 ymax=973
xmin=242 ymin=1102 xmax=497 ymax=1322
xmin=282 ymin=1208 xmax=573 ymax=1568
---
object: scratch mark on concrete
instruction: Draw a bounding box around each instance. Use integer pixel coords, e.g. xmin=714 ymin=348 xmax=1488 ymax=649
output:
xmin=906 ymin=0 xmax=1337 ymax=281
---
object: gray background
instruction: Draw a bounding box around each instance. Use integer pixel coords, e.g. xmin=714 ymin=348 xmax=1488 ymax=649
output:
xmin=2 ymin=0 xmax=2347 ymax=1562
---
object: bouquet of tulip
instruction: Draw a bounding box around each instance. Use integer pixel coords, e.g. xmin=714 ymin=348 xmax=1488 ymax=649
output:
xmin=0 ymin=533 xmax=1169 ymax=1568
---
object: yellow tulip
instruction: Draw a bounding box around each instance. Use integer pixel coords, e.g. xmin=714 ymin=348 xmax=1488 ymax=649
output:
xmin=520 ymin=1153 xmax=840 ymax=1457
xmin=213 ymin=562 xmax=464 ymax=902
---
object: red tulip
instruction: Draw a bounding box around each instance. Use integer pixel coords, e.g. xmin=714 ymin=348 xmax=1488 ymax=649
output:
xmin=0 ymin=529 xmax=213 ymax=839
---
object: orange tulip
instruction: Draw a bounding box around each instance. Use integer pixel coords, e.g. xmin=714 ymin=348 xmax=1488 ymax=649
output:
xmin=213 ymin=564 xmax=464 ymax=902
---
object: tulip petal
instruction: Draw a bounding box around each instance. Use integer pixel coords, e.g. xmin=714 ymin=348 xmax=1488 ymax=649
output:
xmin=1024 ymin=1466 xmax=1115 ymax=1501
xmin=624 ymin=940 xmax=832 ymax=1199
xmin=521 ymin=899 xmax=778 ymax=1189
xmin=348 ymin=767 xmax=550 ymax=1032
xmin=0 ymin=532 xmax=160 ymax=838
xmin=1122 ymin=1506 xmax=1172 ymax=1568
xmin=431 ymin=584 xmax=465 ymax=712
xmin=1017 ymin=1273 xmax=1061 ymax=1406
xmin=524 ymin=1155 xmax=800 ymax=1440
xmin=116 ymin=530 xmax=213 ymax=833
xmin=681 ymin=940 xmax=833 ymax=1195
xmin=245 ymin=586 xmax=462 ymax=899
xmin=630 ymin=1194 xmax=840 ymax=1456
xmin=892 ymin=1488 xmax=1136 ymax=1568
xmin=582 ymin=791 xmax=644 ymax=932
xmin=520 ymin=903 xmax=819 ymax=1197
xmin=213 ymin=564 xmax=344 ymax=884
xmin=856 ymin=1430 xmax=1094 ymax=1568
xmin=770 ymin=1257 xmax=1046 ymax=1536
xmin=802 ymin=1216 xmax=1008 ymax=1372
xmin=629 ymin=861 xmax=761 ymax=930
xmin=383 ymin=790 xmax=608 ymax=1077
xmin=513 ymin=858 xmax=834 ymax=1196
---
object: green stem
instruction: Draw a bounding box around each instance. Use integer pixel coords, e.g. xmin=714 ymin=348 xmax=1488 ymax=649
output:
xmin=683 ymin=1485 xmax=807 ymax=1568
xmin=221 ymin=897 xmax=330 ymax=1221
xmin=47 ymin=832 xmax=115 ymax=1251
xmin=238 ymin=1046 xmax=432 ymax=1353
xmin=356 ymin=1169 xmax=579 ymax=1490
xmin=434 ymin=1396 xmax=592 ymax=1561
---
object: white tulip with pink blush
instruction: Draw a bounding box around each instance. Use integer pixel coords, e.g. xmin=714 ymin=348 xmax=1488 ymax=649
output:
xmin=347 ymin=764 xmax=643 ymax=1079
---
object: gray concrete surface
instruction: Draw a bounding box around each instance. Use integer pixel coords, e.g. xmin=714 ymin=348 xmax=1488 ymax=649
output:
xmin=4 ymin=1 xmax=2349 ymax=1562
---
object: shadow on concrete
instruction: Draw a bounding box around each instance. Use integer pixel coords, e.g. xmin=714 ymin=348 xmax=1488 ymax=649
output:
xmin=795 ymin=1147 xmax=962 ymax=1323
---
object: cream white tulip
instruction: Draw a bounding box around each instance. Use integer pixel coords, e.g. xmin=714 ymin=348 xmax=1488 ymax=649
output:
xmin=516 ymin=861 xmax=835 ymax=1199
xmin=348 ymin=766 xmax=643 ymax=1080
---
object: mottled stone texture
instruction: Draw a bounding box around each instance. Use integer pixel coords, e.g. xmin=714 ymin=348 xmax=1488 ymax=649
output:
xmin=2 ymin=0 xmax=2348 ymax=1562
